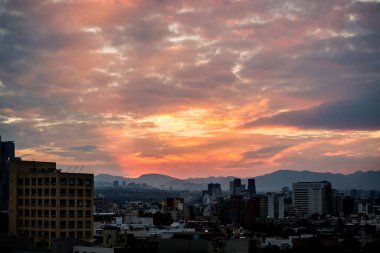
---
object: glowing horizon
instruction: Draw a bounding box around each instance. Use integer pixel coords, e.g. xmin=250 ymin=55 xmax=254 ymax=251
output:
xmin=1 ymin=0 xmax=379 ymax=179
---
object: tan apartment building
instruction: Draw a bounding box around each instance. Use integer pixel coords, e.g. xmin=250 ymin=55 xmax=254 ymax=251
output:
xmin=9 ymin=160 xmax=94 ymax=247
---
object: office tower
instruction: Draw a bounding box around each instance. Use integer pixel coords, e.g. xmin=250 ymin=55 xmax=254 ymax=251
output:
xmin=113 ymin=181 xmax=119 ymax=188
xmin=234 ymin=178 xmax=241 ymax=195
xmin=9 ymin=160 xmax=94 ymax=247
xmin=267 ymin=192 xmax=284 ymax=219
xmin=0 ymin=136 xmax=16 ymax=211
xmin=207 ymin=183 xmax=222 ymax=199
xmin=248 ymin=178 xmax=256 ymax=196
xmin=292 ymin=181 xmax=333 ymax=217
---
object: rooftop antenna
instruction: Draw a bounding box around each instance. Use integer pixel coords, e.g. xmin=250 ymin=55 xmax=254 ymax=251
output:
xmin=78 ymin=166 xmax=85 ymax=173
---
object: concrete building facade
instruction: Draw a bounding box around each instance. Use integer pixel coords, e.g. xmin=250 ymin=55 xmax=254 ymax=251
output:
xmin=9 ymin=160 xmax=94 ymax=247
xmin=292 ymin=181 xmax=332 ymax=217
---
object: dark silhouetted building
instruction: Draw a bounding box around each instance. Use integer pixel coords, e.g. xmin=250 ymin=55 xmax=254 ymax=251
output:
xmin=248 ymin=178 xmax=256 ymax=196
xmin=0 ymin=136 xmax=15 ymax=211
xmin=207 ymin=183 xmax=222 ymax=199
xmin=229 ymin=178 xmax=242 ymax=198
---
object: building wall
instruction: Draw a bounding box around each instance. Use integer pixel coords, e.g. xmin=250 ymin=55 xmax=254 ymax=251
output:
xmin=292 ymin=181 xmax=332 ymax=217
xmin=9 ymin=160 xmax=94 ymax=247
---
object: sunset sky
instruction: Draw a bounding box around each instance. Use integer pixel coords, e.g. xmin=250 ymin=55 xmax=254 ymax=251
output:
xmin=0 ymin=0 xmax=379 ymax=178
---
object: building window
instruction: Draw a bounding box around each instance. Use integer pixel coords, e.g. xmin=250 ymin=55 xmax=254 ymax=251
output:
xmin=85 ymin=178 xmax=91 ymax=186
xmin=51 ymin=199 xmax=56 ymax=207
xmin=51 ymin=177 xmax=56 ymax=185
xmin=51 ymin=210 xmax=56 ymax=218
xmin=38 ymin=178 xmax=42 ymax=185
xmin=60 ymin=221 xmax=66 ymax=229
xmin=44 ymin=178 xmax=49 ymax=185
xmin=60 ymin=178 xmax=67 ymax=186
xmin=18 ymin=178 xmax=24 ymax=186
xmin=69 ymin=178 xmax=75 ymax=186
xmin=85 ymin=189 xmax=91 ymax=197
xmin=77 ymin=189 xmax=83 ymax=196
xmin=76 ymin=178 xmax=83 ymax=186
xmin=60 ymin=188 xmax=67 ymax=196
xmin=60 ymin=210 xmax=67 ymax=218
xmin=60 ymin=199 xmax=66 ymax=207
xmin=69 ymin=189 xmax=75 ymax=196
xmin=25 ymin=178 xmax=30 ymax=186
xmin=51 ymin=188 xmax=56 ymax=196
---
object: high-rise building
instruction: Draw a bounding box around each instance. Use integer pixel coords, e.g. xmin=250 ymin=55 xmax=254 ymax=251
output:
xmin=248 ymin=178 xmax=256 ymax=196
xmin=8 ymin=160 xmax=94 ymax=247
xmin=267 ymin=192 xmax=284 ymax=219
xmin=207 ymin=183 xmax=222 ymax=199
xmin=230 ymin=178 xmax=242 ymax=198
xmin=0 ymin=136 xmax=16 ymax=211
xmin=292 ymin=181 xmax=333 ymax=217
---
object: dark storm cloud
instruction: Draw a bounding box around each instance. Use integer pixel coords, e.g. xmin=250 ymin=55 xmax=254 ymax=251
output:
xmin=242 ymin=90 xmax=380 ymax=130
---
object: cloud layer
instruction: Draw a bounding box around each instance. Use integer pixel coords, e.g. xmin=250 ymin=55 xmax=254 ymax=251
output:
xmin=0 ymin=0 xmax=379 ymax=178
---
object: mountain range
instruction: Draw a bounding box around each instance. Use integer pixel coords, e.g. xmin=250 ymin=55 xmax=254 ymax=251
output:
xmin=94 ymin=170 xmax=380 ymax=192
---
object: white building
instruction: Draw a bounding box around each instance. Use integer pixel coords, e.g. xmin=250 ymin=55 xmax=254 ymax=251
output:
xmin=292 ymin=181 xmax=332 ymax=217
xmin=267 ymin=192 xmax=285 ymax=219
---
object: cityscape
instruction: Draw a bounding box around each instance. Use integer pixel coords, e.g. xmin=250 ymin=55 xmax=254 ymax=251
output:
xmin=1 ymin=136 xmax=380 ymax=252
xmin=1 ymin=0 xmax=380 ymax=252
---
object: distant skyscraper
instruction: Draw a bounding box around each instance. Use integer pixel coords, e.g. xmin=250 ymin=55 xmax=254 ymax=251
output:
xmin=292 ymin=181 xmax=333 ymax=217
xmin=267 ymin=192 xmax=284 ymax=219
xmin=248 ymin=178 xmax=256 ymax=196
xmin=0 ymin=136 xmax=16 ymax=211
xmin=208 ymin=183 xmax=222 ymax=198
xmin=233 ymin=178 xmax=241 ymax=196
xmin=113 ymin=180 xmax=119 ymax=188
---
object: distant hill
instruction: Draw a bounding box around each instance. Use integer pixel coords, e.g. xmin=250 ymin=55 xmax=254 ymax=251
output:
xmin=95 ymin=173 xmax=202 ymax=190
xmin=94 ymin=170 xmax=380 ymax=191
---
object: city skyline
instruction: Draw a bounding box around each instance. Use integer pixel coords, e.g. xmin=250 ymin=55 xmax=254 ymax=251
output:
xmin=0 ymin=0 xmax=380 ymax=178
